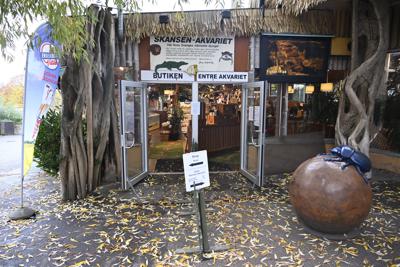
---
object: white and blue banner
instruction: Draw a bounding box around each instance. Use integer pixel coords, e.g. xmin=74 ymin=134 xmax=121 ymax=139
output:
xmin=22 ymin=23 xmax=61 ymax=174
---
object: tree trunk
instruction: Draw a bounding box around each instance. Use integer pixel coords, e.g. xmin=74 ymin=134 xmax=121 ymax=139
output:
xmin=335 ymin=0 xmax=389 ymax=156
xmin=60 ymin=6 xmax=120 ymax=201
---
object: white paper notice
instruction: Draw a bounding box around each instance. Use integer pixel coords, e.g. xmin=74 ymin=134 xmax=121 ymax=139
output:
xmin=191 ymin=102 xmax=200 ymax=116
xmin=183 ymin=150 xmax=210 ymax=192
xmin=248 ymin=106 xmax=260 ymax=125
xmin=248 ymin=106 xmax=254 ymax=121
xmin=254 ymin=106 xmax=260 ymax=127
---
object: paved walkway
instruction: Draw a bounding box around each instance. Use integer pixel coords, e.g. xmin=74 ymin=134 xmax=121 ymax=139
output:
xmin=0 ymin=135 xmax=23 ymax=194
xmin=0 ymin=170 xmax=399 ymax=266
xmin=0 ymin=135 xmax=21 ymax=176
xmin=0 ymin=135 xmax=399 ymax=265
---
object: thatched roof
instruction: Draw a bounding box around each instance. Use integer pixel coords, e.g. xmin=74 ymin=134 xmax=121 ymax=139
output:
xmin=124 ymin=8 xmax=333 ymax=41
xmin=263 ymin=0 xmax=329 ymax=15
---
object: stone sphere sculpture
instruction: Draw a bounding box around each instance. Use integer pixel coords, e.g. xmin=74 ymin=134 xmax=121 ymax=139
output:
xmin=289 ymin=156 xmax=372 ymax=234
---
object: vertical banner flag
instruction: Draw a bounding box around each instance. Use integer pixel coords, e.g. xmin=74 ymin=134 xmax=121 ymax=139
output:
xmin=23 ymin=23 xmax=61 ymax=175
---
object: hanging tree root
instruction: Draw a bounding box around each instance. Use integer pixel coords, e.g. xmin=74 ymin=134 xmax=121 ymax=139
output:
xmin=60 ymin=6 xmax=119 ymax=201
xmin=335 ymin=0 xmax=389 ymax=156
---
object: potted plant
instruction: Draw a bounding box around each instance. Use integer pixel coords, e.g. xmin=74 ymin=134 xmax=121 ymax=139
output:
xmin=148 ymin=89 xmax=160 ymax=100
xmin=168 ymin=106 xmax=183 ymax=140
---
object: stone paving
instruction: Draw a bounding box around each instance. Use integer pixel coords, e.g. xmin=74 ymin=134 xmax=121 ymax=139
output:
xmin=0 ymin=169 xmax=399 ymax=266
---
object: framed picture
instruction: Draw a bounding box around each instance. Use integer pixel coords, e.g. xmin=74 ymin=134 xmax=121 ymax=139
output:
xmin=269 ymin=83 xmax=279 ymax=96
xmin=387 ymin=52 xmax=400 ymax=72
xmin=259 ymin=34 xmax=331 ymax=83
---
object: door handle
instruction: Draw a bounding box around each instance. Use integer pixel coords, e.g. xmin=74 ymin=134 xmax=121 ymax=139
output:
xmin=125 ymin=131 xmax=136 ymax=149
xmin=249 ymin=139 xmax=261 ymax=147
xmin=249 ymin=129 xmax=261 ymax=147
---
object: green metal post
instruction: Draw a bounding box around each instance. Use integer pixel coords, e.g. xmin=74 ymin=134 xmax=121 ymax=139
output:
xmin=192 ymin=183 xmax=203 ymax=251
xmin=198 ymin=189 xmax=210 ymax=253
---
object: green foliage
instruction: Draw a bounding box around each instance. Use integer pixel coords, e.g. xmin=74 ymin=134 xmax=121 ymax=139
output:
xmin=33 ymin=109 xmax=61 ymax=176
xmin=0 ymin=0 xmax=224 ymax=62
xmin=0 ymin=0 xmax=84 ymax=61
xmin=0 ymin=82 xmax=23 ymax=107
xmin=179 ymin=89 xmax=191 ymax=102
xmin=0 ymin=0 xmax=103 ymax=62
xmin=0 ymin=96 xmax=22 ymax=123
xmin=169 ymin=106 xmax=183 ymax=140
xmin=148 ymin=89 xmax=160 ymax=100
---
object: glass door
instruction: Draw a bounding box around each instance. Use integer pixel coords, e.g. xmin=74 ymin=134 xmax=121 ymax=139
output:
xmin=120 ymin=80 xmax=148 ymax=190
xmin=240 ymin=81 xmax=267 ymax=187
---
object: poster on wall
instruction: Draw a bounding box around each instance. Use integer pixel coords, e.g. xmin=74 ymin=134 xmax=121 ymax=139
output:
xmin=387 ymin=51 xmax=400 ymax=71
xmin=259 ymin=34 xmax=331 ymax=83
xmin=23 ymin=23 xmax=61 ymax=175
xmin=150 ymin=36 xmax=235 ymax=73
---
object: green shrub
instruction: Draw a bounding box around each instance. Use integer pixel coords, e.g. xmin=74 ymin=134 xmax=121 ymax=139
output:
xmin=33 ymin=109 xmax=61 ymax=176
xmin=169 ymin=106 xmax=183 ymax=140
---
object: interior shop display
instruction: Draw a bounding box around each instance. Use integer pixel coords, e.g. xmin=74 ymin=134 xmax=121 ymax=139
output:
xmin=147 ymin=83 xmax=243 ymax=159
xmin=147 ymin=84 xmax=190 ymax=144
xmin=180 ymin=102 xmax=191 ymax=134
xmin=186 ymin=85 xmax=242 ymax=153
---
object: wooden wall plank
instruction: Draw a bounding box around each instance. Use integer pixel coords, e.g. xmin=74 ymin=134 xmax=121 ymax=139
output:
xmin=139 ymin=37 xmax=151 ymax=71
xmin=234 ymin=37 xmax=250 ymax=72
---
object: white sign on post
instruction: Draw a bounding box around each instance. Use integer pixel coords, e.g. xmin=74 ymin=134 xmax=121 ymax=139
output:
xmin=183 ymin=150 xmax=210 ymax=192
xmin=191 ymin=102 xmax=200 ymax=116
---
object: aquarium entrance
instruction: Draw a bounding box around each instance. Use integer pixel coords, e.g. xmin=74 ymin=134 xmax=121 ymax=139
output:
xmin=120 ymin=80 xmax=270 ymax=190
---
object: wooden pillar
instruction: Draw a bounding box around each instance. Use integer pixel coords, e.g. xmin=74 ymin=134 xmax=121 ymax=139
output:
xmin=126 ymin=40 xmax=133 ymax=67
xmin=133 ymin=42 xmax=140 ymax=81
xmin=114 ymin=23 xmax=120 ymax=67
xmin=119 ymin=39 xmax=126 ymax=67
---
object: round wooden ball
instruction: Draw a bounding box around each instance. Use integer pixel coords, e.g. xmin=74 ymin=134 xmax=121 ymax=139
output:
xmin=289 ymin=156 xmax=372 ymax=234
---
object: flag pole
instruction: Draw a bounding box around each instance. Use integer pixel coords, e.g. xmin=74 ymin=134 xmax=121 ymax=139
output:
xmin=9 ymin=40 xmax=36 ymax=220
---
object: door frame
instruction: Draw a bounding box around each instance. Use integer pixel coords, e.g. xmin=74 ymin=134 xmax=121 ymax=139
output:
xmin=119 ymin=79 xmax=269 ymax=190
xmin=119 ymin=80 xmax=149 ymax=190
xmin=146 ymin=81 xmax=199 ymax=167
xmin=240 ymin=81 xmax=267 ymax=187
xmin=195 ymin=81 xmax=245 ymax=151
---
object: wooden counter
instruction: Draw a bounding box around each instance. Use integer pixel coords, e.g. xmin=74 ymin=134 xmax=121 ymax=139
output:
xmin=198 ymin=123 xmax=240 ymax=153
xmin=186 ymin=102 xmax=241 ymax=153
xmin=186 ymin=120 xmax=240 ymax=153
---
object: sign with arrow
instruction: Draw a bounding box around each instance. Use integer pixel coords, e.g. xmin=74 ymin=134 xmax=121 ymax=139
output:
xmin=183 ymin=150 xmax=210 ymax=192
